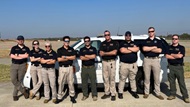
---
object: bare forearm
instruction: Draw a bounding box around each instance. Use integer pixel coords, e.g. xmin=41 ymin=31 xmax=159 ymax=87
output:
xmin=104 ymin=50 xmax=117 ymax=56
xmin=80 ymin=56 xmax=90 ymax=60
xmin=143 ymin=46 xmax=156 ymax=52
xmin=128 ymin=47 xmax=139 ymax=52
xmin=66 ymin=56 xmax=76 ymax=60
xmin=58 ymin=57 xmax=68 ymax=62
xmin=10 ymin=54 xmax=22 ymax=59
xmin=85 ymin=54 xmax=96 ymax=59
xmin=171 ymin=54 xmax=183 ymax=58
xmin=165 ymin=54 xmax=175 ymax=59
xmin=150 ymin=48 xmax=162 ymax=53
xmin=120 ymin=48 xmax=132 ymax=54
xmin=47 ymin=60 xmax=56 ymax=64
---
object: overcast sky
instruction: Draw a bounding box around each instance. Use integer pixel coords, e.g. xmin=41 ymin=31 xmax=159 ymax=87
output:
xmin=0 ymin=0 xmax=189 ymax=39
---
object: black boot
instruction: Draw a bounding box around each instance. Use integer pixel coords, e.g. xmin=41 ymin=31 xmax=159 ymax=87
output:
xmin=118 ymin=93 xmax=123 ymax=99
xmin=131 ymin=91 xmax=139 ymax=99
xmin=70 ymin=96 xmax=77 ymax=103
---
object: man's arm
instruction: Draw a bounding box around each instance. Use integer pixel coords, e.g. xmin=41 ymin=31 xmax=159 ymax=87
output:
xmin=30 ymin=57 xmax=41 ymax=62
xmin=100 ymin=50 xmax=117 ymax=56
xmin=120 ymin=47 xmax=132 ymax=54
xmin=128 ymin=45 xmax=139 ymax=53
xmin=165 ymin=54 xmax=175 ymax=59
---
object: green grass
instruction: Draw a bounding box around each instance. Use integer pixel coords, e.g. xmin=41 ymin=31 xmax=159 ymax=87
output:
xmin=0 ymin=64 xmax=10 ymax=82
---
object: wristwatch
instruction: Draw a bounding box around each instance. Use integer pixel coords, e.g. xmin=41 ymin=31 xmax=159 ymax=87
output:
xmin=64 ymin=56 xmax=67 ymax=59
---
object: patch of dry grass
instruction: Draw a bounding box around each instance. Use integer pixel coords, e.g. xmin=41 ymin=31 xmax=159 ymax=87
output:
xmin=184 ymin=62 xmax=190 ymax=78
xmin=186 ymin=48 xmax=190 ymax=57
xmin=0 ymin=64 xmax=10 ymax=82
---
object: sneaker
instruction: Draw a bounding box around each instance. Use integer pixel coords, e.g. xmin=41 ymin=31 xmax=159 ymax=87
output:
xmin=143 ymin=94 xmax=149 ymax=99
xmin=131 ymin=92 xmax=139 ymax=99
xmin=184 ymin=98 xmax=190 ymax=103
xmin=118 ymin=93 xmax=123 ymax=99
xmin=167 ymin=96 xmax=176 ymax=100
xmin=111 ymin=96 xmax=116 ymax=101
xmin=52 ymin=99 xmax=58 ymax=104
xmin=23 ymin=88 xmax=29 ymax=99
xmin=44 ymin=99 xmax=49 ymax=103
xmin=92 ymin=96 xmax=98 ymax=101
xmin=29 ymin=90 xmax=34 ymax=99
xmin=156 ymin=95 xmax=164 ymax=100
xmin=101 ymin=94 xmax=110 ymax=99
xmin=13 ymin=96 xmax=19 ymax=101
xmin=70 ymin=96 xmax=77 ymax=103
xmin=81 ymin=96 xmax=88 ymax=101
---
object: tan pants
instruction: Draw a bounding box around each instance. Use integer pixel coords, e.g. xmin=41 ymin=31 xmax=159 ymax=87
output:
xmin=42 ymin=68 xmax=57 ymax=100
xmin=57 ymin=66 xmax=75 ymax=99
xmin=143 ymin=57 xmax=161 ymax=95
xmin=102 ymin=60 xmax=116 ymax=96
xmin=30 ymin=65 xmax=42 ymax=97
xmin=118 ymin=62 xmax=138 ymax=93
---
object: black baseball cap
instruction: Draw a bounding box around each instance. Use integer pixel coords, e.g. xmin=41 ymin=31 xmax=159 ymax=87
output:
xmin=17 ymin=35 xmax=24 ymax=40
xmin=125 ymin=31 xmax=131 ymax=36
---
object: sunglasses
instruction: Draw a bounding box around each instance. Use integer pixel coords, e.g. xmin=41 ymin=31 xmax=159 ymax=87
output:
xmin=45 ymin=45 xmax=51 ymax=48
xmin=64 ymin=40 xmax=70 ymax=42
xmin=172 ymin=38 xmax=178 ymax=40
xmin=33 ymin=43 xmax=39 ymax=45
xmin=148 ymin=31 xmax=154 ymax=33
xmin=84 ymin=40 xmax=90 ymax=42
xmin=104 ymin=34 xmax=110 ymax=36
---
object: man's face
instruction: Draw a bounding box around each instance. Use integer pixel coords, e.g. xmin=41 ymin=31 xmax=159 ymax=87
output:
xmin=125 ymin=35 xmax=131 ymax=41
xmin=17 ymin=40 xmax=24 ymax=45
xmin=45 ymin=45 xmax=51 ymax=51
xmin=148 ymin=28 xmax=155 ymax=37
xmin=104 ymin=32 xmax=111 ymax=41
xmin=84 ymin=38 xmax=91 ymax=47
xmin=172 ymin=35 xmax=179 ymax=44
xmin=63 ymin=38 xmax=70 ymax=47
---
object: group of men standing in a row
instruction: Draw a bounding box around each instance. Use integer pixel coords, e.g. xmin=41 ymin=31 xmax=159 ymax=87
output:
xmin=9 ymin=27 xmax=189 ymax=104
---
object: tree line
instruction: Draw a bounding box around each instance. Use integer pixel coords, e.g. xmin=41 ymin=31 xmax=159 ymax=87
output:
xmin=159 ymin=33 xmax=190 ymax=40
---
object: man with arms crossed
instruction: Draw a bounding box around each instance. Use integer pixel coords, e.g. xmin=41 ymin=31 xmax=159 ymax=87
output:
xmin=99 ymin=30 xmax=119 ymax=101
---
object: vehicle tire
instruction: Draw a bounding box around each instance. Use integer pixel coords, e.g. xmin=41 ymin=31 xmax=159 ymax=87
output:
xmin=136 ymin=67 xmax=154 ymax=94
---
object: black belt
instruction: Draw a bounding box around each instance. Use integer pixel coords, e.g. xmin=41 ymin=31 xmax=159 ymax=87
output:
xmin=82 ymin=65 xmax=94 ymax=68
xmin=60 ymin=65 xmax=72 ymax=67
xmin=31 ymin=64 xmax=40 ymax=67
xmin=12 ymin=62 xmax=26 ymax=64
xmin=145 ymin=56 xmax=158 ymax=59
xmin=169 ymin=63 xmax=184 ymax=66
xmin=102 ymin=59 xmax=115 ymax=62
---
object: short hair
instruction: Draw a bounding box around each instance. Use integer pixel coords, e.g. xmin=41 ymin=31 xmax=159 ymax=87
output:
xmin=63 ymin=36 xmax=70 ymax=41
xmin=148 ymin=27 xmax=155 ymax=30
xmin=83 ymin=36 xmax=90 ymax=41
xmin=104 ymin=30 xmax=110 ymax=34
xmin=172 ymin=34 xmax=179 ymax=39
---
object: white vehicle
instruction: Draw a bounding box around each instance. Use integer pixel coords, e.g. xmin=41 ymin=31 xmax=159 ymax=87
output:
xmin=23 ymin=35 xmax=169 ymax=93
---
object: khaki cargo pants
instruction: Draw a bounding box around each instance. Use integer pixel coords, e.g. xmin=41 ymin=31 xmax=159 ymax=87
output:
xmin=57 ymin=66 xmax=75 ymax=100
xmin=143 ymin=57 xmax=161 ymax=95
xmin=42 ymin=68 xmax=57 ymax=100
xmin=30 ymin=65 xmax=42 ymax=97
xmin=118 ymin=62 xmax=138 ymax=93
xmin=102 ymin=60 xmax=116 ymax=96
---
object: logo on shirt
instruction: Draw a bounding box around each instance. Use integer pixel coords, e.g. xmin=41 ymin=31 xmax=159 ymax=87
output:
xmin=154 ymin=40 xmax=157 ymax=43
xmin=110 ymin=43 xmax=113 ymax=46
xmin=22 ymin=49 xmax=26 ymax=51
xmin=147 ymin=41 xmax=151 ymax=43
xmin=130 ymin=43 xmax=134 ymax=47
xmin=103 ymin=44 xmax=106 ymax=46
xmin=49 ymin=54 xmax=53 ymax=56
xmin=175 ymin=48 xmax=179 ymax=51
xmin=68 ymin=50 xmax=72 ymax=52
xmin=89 ymin=49 xmax=93 ymax=52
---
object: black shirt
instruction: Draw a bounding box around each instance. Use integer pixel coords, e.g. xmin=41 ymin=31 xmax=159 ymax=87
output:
xmin=30 ymin=48 xmax=44 ymax=66
xmin=142 ymin=37 xmax=162 ymax=57
xmin=166 ymin=44 xmax=185 ymax=65
xmin=119 ymin=40 xmax=138 ymax=63
xmin=10 ymin=45 xmax=30 ymax=64
xmin=41 ymin=50 xmax=57 ymax=68
xmin=57 ymin=46 xmax=76 ymax=66
xmin=99 ymin=39 xmax=119 ymax=60
xmin=79 ymin=46 xmax=97 ymax=66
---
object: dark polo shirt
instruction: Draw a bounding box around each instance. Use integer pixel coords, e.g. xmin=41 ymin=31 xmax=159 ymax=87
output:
xmin=30 ymin=48 xmax=44 ymax=66
xmin=10 ymin=45 xmax=30 ymax=64
xmin=99 ymin=39 xmax=119 ymax=60
xmin=41 ymin=50 xmax=57 ymax=68
xmin=80 ymin=46 xmax=97 ymax=66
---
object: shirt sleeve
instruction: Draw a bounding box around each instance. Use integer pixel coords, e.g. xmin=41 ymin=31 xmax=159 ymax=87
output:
xmin=93 ymin=47 xmax=97 ymax=55
xmin=157 ymin=40 xmax=162 ymax=48
xmin=52 ymin=51 xmax=57 ymax=60
xmin=57 ymin=49 xmax=62 ymax=58
xmin=181 ymin=46 xmax=185 ymax=57
xmin=79 ymin=48 xmax=84 ymax=56
xmin=10 ymin=46 xmax=16 ymax=55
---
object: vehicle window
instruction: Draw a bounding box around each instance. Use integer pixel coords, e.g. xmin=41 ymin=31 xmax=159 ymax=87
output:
xmin=71 ymin=40 xmax=81 ymax=48
xmin=75 ymin=40 xmax=101 ymax=52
